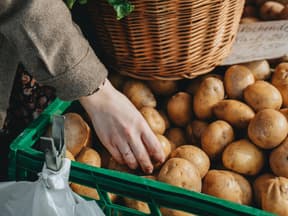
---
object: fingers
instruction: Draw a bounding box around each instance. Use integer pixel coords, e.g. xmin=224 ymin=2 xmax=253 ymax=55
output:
xmin=128 ymin=136 xmax=154 ymax=174
xmin=141 ymin=124 xmax=165 ymax=164
xmin=117 ymin=142 xmax=138 ymax=170
xmin=101 ymin=138 xmax=125 ymax=165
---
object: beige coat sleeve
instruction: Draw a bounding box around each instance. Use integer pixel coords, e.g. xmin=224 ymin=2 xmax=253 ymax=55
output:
xmin=0 ymin=0 xmax=108 ymax=101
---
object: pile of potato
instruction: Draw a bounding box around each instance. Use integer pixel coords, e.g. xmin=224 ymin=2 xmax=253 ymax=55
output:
xmin=242 ymin=0 xmax=288 ymax=23
xmin=54 ymin=59 xmax=288 ymax=216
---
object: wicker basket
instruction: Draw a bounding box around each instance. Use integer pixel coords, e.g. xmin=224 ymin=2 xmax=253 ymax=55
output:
xmin=88 ymin=0 xmax=244 ymax=80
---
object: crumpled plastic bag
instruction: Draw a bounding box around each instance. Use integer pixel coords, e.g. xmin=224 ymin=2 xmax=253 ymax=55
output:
xmin=0 ymin=158 xmax=105 ymax=216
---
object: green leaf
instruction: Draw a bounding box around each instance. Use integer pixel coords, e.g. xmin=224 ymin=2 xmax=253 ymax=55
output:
xmin=65 ymin=0 xmax=76 ymax=9
xmin=106 ymin=0 xmax=134 ymax=20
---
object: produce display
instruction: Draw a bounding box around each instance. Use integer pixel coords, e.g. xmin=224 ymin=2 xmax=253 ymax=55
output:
xmin=41 ymin=59 xmax=287 ymax=216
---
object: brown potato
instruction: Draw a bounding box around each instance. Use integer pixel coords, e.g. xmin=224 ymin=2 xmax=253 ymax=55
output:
xmin=158 ymin=158 xmax=202 ymax=192
xmin=159 ymin=110 xmax=170 ymax=130
xmin=193 ymin=77 xmax=225 ymax=120
xmin=280 ymin=108 xmax=288 ymax=121
xmin=243 ymin=5 xmax=258 ymax=17
xmin=140 ymin=106 xmax=166 ymax=134
xmin=272 ymin=63 xmax=288 ymax=107
xmin=64 ymin=113 xmax=92 ymax=156
xmin=243 ymin=81 xmax=282 ymax=112
xmin=65 ymin=150 xmax=75 ymax=161
xmin=108 ymin=157 xmax=136 ymax=174
xmin=123 ymin=80 xmax=156 ymax=109
xmin=261 ymin=177 xmax=288 ymax=216
xmin=270 ymin=136 xmax=288 ymax=178
xmin=186 ymin=74 xmax=223 ymax=95
xmin=170 ymin=145 xmax=210 ymax=178
xmin=123 ymin=197 xmax=150 ymax=214
xmin=229 ymin=172 xmax=253 ymax=205
xmin=253 ymin=173 xmax=276 ymax=207
xmin=153 ymin=134 xmax=173 ymax=170
xmin=186 ymin=120 xmax=208 ymax=145
xmin=280 ymin=5 xmax=288 ymax=19
xmin=202 ymin=170 xmax=243 ymax=204
xmin=76 ymin=147 xmax=101 ymax=167
xmin=222 ymin=139 xmax=265 ymax=175
xmin=240 ymin=17 xmax=260 ymax=24
xmin=167 ymin=92 xmax=193 ymax=126
xmin=147 ymin=80 xmax=177 ymax=95
xmin=165 ymin=128 xmax=187 ymax=148
xmin=248 ymin=109 xmax=288 ymax=149
xmin=224 ymin=65 xmax=255 ymax=99
xmin=260 ymin=1 xmax=285 ymax=20
xmin=201 ymin=120 xmax=234 ymax=160
xmin=213 ymin=99 xmax=255 ymax=128
xmin=70 ymin=183 xmax=99 ymax=200
xmin=241 ymin=60 xmax=271 ymax=80
xmin=160 ymin=208 xmax=196 ymax=216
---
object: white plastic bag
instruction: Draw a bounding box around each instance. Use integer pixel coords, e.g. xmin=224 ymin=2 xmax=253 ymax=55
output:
xmin=0 ymin=159 xmax=105 ymax=216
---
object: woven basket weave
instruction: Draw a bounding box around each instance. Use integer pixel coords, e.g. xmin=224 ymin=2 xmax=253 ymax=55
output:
xmin=88 ymin=0 xmax=244 ymax=80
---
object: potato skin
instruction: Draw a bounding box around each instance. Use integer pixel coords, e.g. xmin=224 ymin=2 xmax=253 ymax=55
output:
xmin=158 ymin=158 xmax=202 ymax=192
xmin=272 ymin=63 xmax=288 ymax=107
xmin=165 ymin=128 xmax=187 ymax=147
xmin=167 ymin=92 xmax=193 ymax=126
xmin=76 ymin=147 xmax=101 ymax=167
xmin=253 ymin=173 xmax=276 ymax=206
xmin=201 ymin=120 xmax=234 ymax=160
xmin=140 ymin=106 xmax=166 ymax=134
xmin=193 ymin=77 xmax=225 ymax=120
xmin=260 ymin=1 xmax=285 ymax=20
xmin=248 ymin=109 xmax=288 ymax=149
xmin=269 ymin=136 xmax=288 ymax=178
xmin=170 ymin=145 xmax=210 ymax=178
xmin=230 ymin=172 xmax=253 ymax=205
xmin=224 ymin=65 xmax=255 ymax=99
xmin=123 ymin=80 xmax=156 ymax=109
xmin=213 ymin=99 xmax=255 ymax=128
xmin=243 ymin=80 xmax=282 ymax=112
xmin=147 ymin=80 xmax=177 ymax=96
xmin=202 ymin=170 xmax=243 ymax=204
xmin=241 ymin=60 xmax=271 ymax=80
xmin=222 ymin=139 xmax=265 ymax=176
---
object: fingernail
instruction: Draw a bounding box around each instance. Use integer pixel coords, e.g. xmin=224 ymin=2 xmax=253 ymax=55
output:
xmin=145 ymin=167 xmax=153 ymax=174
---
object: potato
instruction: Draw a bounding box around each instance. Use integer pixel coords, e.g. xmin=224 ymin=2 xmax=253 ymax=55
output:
xmin=243 ymin=5 xmax=258 ymax=17
xmin=222 ymin=139 xmax=265 ymax=175
xmin=248 ymin=109 xmax=288 ymax=149
xmin=123 ymin=197 xmax=150 ymax=214
xmin=261 ymin=177 xmax=288 ymax=216
xmin=272 ymin=63 xmax=288 ymax=107
xmin=213 ymin=100 xmax=255 ymax=128
xmin=202 ymin=170 xmax=243 ymax=204
xmin=123 ymin=80 xmax=156 ymax=109
xmin=186 ymin=120 xmax=208 ymax=145
xmin=260 ymin=1 xmax=285 ymax=20
xmin=167 ymin=92 xmax=192 ymax=126
xmin=193 ymin=77 xmax=225 ymax=120
xmin=240 ymin=17 xmax=260 ymax=24
xmin=243 ymin=81 xmax=282 ymax=111
xmin=160 ymin=208 xmax=196 ymax=216
xmin=159 ymin=110 xmax=170 ymax=130
xmin=158 ymin=158 xmax=202 ymax=192
xmin=165 ymin=128 xmax=187 ymax=147
xmin=280 ymin=108 xmax=288 ymax=121
xmin=153 ymin=134 xmax=173 ymax=169
xmin=65 ymin=150 xmax=75 ymax=161
xmin=76 ymin=147 xmax=101 ymax=167
xmin=64 ymin=113 xmax=92 ymax=156
xmin=140 ymin=106 xmax=166 ymax=134
xmin=241 ymin=60 xmax=271 ymax=80
xmin=253 ymin=173 xmax=276 ymax=206
xmin=230 ymin=172 xmax=253 ymax=205
xmin=201 ymin=120 xmax=234 ymax=160
xmin=108 ymin=157 xmax=136 ymax=174
xmin=170 ymin=145 xmax=210 ymax=178
xmin=70 ymin=183 xmax=99 ymax=200
xmin=280 ymin=5 xmax=288 ymax=19
xmin=224 ymin=65 xmax=255 ymax=99
xmin=186 ymin=74 xmax=223 ymax=95
xmin=147 ymin=80 xmax=177 ymax=95
xmin=270 ymin=136 xmax=288 ymax=178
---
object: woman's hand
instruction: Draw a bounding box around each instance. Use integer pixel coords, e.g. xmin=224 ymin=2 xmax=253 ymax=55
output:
xmin=79 ymin=78 xmax=165 ymax=174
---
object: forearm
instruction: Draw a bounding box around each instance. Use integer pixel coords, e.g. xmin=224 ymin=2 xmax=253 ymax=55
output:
xmin=0 ymin=0 xmax=107 ymax=101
